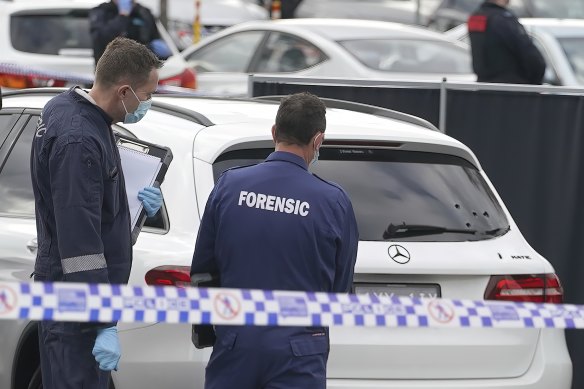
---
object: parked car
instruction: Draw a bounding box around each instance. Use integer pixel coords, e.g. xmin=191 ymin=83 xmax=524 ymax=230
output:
xmin=294 ymin=0 xmax=441 ymax=26
xmin=0 ymin=87 xmax=572 ymax=388
xmin=0 ymin=0 xmax=196 ymax=89
xmin=181 ymin=18 xmax=474 ymax=96
xmin=446 ymin=18 xmax=584 ymax=86
xmin=428 ymin=0 xmax=584 ymax=32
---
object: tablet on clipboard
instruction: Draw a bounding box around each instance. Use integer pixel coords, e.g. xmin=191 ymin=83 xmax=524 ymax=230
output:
xmin=115 ymin=134 xmax=173 ymax=244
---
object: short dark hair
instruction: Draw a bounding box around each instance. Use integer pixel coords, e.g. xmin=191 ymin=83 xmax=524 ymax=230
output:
xmin=95 ymin=37 xmax=163 ymax=88
xmin=274 ymin=92 xmax=326 ymax=145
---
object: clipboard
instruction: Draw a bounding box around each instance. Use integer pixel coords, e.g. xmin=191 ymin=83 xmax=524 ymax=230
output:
xmin=115 ymin=134 xmax=173 ymax=245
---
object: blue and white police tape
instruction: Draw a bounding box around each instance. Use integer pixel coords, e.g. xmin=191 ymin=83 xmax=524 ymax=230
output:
xmin=0 ymin=281 xmax=582 ymax=329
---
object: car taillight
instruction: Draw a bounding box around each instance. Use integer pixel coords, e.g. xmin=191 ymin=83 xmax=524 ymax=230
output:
xmin=0 ymin=72 xmax=66 ymax=88
xmin=145 ymin=265 xmax=191 ymax=288
xmin=484 ymin=273 xmax=563 ymax=303
xmin=159 ymin=68 xmax=196 ymax=89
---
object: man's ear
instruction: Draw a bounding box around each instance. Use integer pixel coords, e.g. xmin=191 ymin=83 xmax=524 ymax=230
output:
xmin=271 ymin=124 xmax=277 ymax=143
xmin=117 ymin=85 xmax=129 ymax=99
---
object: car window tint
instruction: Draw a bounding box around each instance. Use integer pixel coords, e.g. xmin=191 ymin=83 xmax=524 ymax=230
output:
xmin=10 ymin=12 xmax=93 ymax=56
xmin=558 ymin=37 xmax=584 ymax=84
xmin=185 ymin=31 xmax=265 ymax=72
xmin=0 ymin=114 xmax=19 ymax=148
xmin=253 ymin=32 xmax=327 ymax=73
xmin=0 ymin=116 xmax=37 ymax=216
xmin=213 ymin=148 xmax=509 ymax=242
xmin=532 ymin=37 xmax=561 ymax=86
xmin=338 ymin=39 xmax=472 ymax=74
xmin=530 ymin=0 xmax=584 ymax=18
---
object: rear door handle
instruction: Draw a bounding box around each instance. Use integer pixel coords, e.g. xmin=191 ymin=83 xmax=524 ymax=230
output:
xmin=26 ymin=238 xmax=38 ymax=255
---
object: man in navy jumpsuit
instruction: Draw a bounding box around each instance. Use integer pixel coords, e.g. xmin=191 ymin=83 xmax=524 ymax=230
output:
xmin=468 ymin=0 xmax=546 ymax=84
xmin=30 ymin=37 xmax=163 ymax=389
xmin=191 ymin=92 xmax=359 ymax=389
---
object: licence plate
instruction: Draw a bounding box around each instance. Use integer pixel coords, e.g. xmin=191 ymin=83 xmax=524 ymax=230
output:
xmin=354 ymin=283 xmax=441 ymax=299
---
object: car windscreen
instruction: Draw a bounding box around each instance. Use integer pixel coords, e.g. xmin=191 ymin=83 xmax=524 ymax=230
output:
xmin=212 ymin=147 xmax=509 ymax=242
xmin=558 ymin=37 xmax=584 ymax=84
xmin=529 ymin=0 xmax=584 ymax=18
xmin=10 ymin=11 xmax=93 ymax=55
xmin=337 ymin=39 xmax=472 ymax=74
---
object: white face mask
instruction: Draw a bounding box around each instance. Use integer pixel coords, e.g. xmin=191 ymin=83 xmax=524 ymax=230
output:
xmin=310 ymin=133 xmax=323 ymax=166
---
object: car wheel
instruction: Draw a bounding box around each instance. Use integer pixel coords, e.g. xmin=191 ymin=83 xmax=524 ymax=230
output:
xmin=27 ymin=365 xmax=42 ymax=389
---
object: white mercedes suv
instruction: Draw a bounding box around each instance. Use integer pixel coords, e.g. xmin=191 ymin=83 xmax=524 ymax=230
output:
xmin=0 ymin=88 xmax=572 ymax=389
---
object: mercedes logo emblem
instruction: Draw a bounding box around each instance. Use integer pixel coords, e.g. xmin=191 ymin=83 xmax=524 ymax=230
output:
xmin=388 ymin=244 xmax=411 ymax=264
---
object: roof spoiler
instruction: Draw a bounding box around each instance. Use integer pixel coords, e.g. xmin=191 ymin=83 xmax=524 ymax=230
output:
xmin=253 ymin=95 xmax=439 ymax=132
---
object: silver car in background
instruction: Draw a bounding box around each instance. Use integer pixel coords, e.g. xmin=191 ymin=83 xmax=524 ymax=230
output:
xmin=181 ymin=18 xmax=474 ymax=95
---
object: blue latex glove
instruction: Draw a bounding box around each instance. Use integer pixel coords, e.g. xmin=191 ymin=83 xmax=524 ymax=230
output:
xmin=117 ymin=0 xmax=133 ymax=15
xmin=138 ymin=186 xmax=162 ymax=217
xmin=149 ymin=39 xmax=172 ymax=59
xmin=92 ymin=326 xmax=121 ymax=371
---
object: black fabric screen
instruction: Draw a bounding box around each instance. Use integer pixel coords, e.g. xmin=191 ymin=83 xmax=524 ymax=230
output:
xmin=252 ymin=82 xmax=440 ymax=125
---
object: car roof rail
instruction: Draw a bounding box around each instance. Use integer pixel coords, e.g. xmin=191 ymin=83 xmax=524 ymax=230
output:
xmin=2 ymin=87 xmax=65 ymax=98
xmin=150 ymin=101 xmax=214 ymax=127
xmin=2 ymin=87 xmax=215 ymax=127
xmin=253 ymin=95 xmax=440 ymax=132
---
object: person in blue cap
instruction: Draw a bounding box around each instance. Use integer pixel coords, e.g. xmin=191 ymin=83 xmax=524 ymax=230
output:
xmin=89 ymin=0 xmax=172 ymax=65
xmin=191 ymin=92 xmax=359 ymax=389
xmin=30 ymin=37 xmax=164 ymax=389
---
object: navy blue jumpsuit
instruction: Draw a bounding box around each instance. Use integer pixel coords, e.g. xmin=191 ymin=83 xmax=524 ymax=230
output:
xmin=30 ymin=88 xmax=132 ymax=389
xmin=191 ymin=151 xmax=359 ymax=389
xmin=468 ymin=1 xmax=546 ymax=84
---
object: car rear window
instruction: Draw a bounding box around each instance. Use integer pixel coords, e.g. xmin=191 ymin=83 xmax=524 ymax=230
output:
xmin=213 ymin=147 xmax=509 ymax=242
xmin=10 ymin=11 xmax=93 ymax=55
xmin=338 ymin=39 xmax=472 ymax=74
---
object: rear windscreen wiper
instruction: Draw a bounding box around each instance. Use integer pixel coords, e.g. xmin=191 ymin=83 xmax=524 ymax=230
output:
xmin=482 ymin=226 xmax=511 ymax=236
xmin=383 ymin=223 xmax=477 ymax=239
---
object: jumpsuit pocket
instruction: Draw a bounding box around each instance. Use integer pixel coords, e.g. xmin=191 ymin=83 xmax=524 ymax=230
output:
xmin=290 ymin=334 xmax=329 ymax=357
xmin=218 ymin=331 xmax=238 ymax=350
xmin=102 ymin=173 xmax=120 ymax=222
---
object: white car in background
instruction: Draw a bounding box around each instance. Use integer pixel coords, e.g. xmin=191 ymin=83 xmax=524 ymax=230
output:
xmin=180 ymin=18 xmax=474 ymax=96
xmin=446 ymin=18 xmax=584 ymax=86
xmin=0 ymin=88 xmax=572 ymax=389
xmin=0 ymin=0 xmax=196 ymax=89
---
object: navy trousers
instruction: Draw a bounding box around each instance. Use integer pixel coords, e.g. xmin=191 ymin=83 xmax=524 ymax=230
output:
xmin=205 ymin=327 xmax=329 ymax=389
xmin=38 ymin=321 xmax=110 ymax=389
